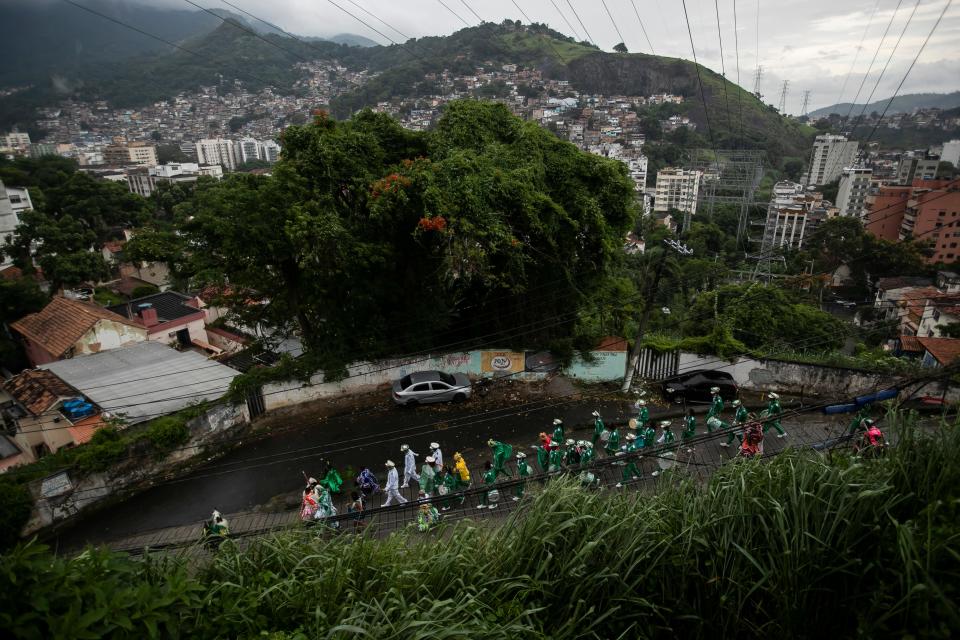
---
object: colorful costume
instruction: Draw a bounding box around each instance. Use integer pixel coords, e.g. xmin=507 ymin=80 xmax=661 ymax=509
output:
xmin=453 ymin=453 xmax=471 ymax=488
xmin=682 ymin=413 xmax=697 ymax=440
xmin=430 ymin=442 xmax=444 ymax=474
xmin=479 ymin=465 xmax=499 ymax=508
xmin=604 ymin=427 xmax=621 ymax=457
xmin=739 ymin=420 xmax=764 ymax=458
xmin=706 ymin=388 xmax=724 ymax=432
xmin=651 ymin=421 xmax=676 ymax=477
xmin=314 ymin=486 xmax=338 ymax=527
xmin=417 ymin=503 xmax=441 ymax=531
xmin=552 ymin=418 xmax=564 ymax=444
xmin=355 ymin=468 xmax=379 ymax=497
xmin=488 ymin=439 xmax=513 ymax=478
xmin=764 ymin=393 xmax=786 ymax=437
xmin=847 ymin=407 xmax=870 ymax=436
xmin=635 ymin=402 xmax=649 ymax=430
xmin=299 ymin=491 xmax=317 ymax=521
xmin=592 ymin=411 xmax=605 ymax=446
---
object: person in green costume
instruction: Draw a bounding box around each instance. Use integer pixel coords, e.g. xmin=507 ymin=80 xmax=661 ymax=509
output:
xmin=579 ymin=440 xmax=594 ymax=464
xmin=487 ymin=439 xmax=513 ymax=478
xmin=563 ymin=438 xmax=581 ymax=467
xmin=478 ymin=461 xmax=499 ymax=509
xmin=764 ymin=392 xmax=787 ymax=438
xmin=847 ymin=406 xmax=871 ymax=436
xmin=591 ymin=410 xmax=605 ymax=446
xmin=552 ymin=418 xmax=564 ymax=443
xmin=681 ymin=408 xmax=697 ymax=452
xmin=532 ymin=432 xmax=553 ymax=473
xmin=706 ymin=386 xmax=724 ymax=432
xmin=548 ymin=442 xmax=564 ymax=472
xmin=615 ymin=432 xmax=643 ymax=488
xmin=651 ymin=420 xmax=676 ymax=477
xmin=634 ymin=399 xmax=650 ymax=430
xmin=639 ymin=422 xmax=656 ymax=449
xmin=439 ymin=466 xmax=458 ymax=511
xmin=603 ymin=423 xmax=621 ymax=457
xmin=420 ymin=456 xmax=437 ymax=497
xmin=514 ymin=451 xmax=532 ymax=501
xmin=722 ymin=399 xmax=749 ymax=448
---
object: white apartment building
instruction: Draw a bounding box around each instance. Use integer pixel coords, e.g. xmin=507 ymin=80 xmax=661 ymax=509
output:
xmin=261 ymin=140 xmax=280 ymax=163
xmin=627 ymin=156 xmax=648 ymax=192
xmin=653 ymin=168 xmax=701 ymax=216
xmin=760 ymin=181 xmax=833 ymax=253
xmin=239 ymin=137 xmax=260 ymax=164
xmin=196 ymin=138 xmax=240 ymax=171
xmin=0 ymin=180 xmax=32 ymax=266
xmin=836 ymin=166 xmax=873 ymax=220
xmin=806 ymin=134 xmax=858 ymax=186
xmin=3 ymin=132 xmax=30 ymax=147
xmin=941 ymin=139 xmax=960 ymax=168
xmin=126 ymin=163 xmax=224 ymax=198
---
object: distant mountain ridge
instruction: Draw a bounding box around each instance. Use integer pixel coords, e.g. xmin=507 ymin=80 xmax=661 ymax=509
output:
xmin=808 ymin=91 xmax=960 ymax=119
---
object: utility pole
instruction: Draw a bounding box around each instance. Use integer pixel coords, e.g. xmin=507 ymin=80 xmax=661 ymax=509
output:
xmin=800 ymin=90 xmax=811 ymax=117
xmin=621 ymin=238 xmax=693 ymax=392
xmin=777 ymin=80 xmax=789 ymax=114
xmin=752 ymin=65 xmax=764 ymax=98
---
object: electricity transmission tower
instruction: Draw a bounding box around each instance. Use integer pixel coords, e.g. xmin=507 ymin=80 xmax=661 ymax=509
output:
xmin=800 ymin=90 xmax=811 ymax=117
xmin=777 ymin=80 xmax=789 ymax=113
xmin=752 ymin=65 xmax=763 ymax=97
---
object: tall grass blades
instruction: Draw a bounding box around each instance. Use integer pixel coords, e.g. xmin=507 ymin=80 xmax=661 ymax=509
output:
xmin=1 ymin=412 xmax=958 ymax=639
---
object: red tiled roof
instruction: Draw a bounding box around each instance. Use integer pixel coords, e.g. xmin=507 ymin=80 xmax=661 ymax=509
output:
xmin=3 ymin=369 xmax=77 ymax=416
xmin=102 ymin=240 xmax=125 ymax=254
xmin=917 ymin=336 xmax=960 ymax=366
xmin=67 ymin=414 xmax=106 ymax=445
xmin=0 ymin=265 xmax=22 ymax=280
xmin=10 ymin=297 xmax=142 ymax=359
xmin=899 ymin=335 xmax=923 ymax=352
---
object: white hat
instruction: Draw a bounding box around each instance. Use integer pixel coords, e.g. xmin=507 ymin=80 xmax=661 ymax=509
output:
xmin=732 ymin=400 xmax=741 ymax=406
xmin=584 ymin=441 xmax=594 ymax=448
xmin=307 ymin=477 xmax=318 ymax=485
xmin=659 ymin=420 xmax=671 ymax=428
xmin=768 ymin=392 xmax=779 ymax=399
xmin=385 ymin=460 xmax=395 ymax=467
xmin=565 ymin=438 xmax=575 ymax=446
xmin=636 ymin=399 xmax=646 ymax=406
xmin=212 ymin=509 xmax=222 ymax=519
xmin=430 ymin=442 xmax=440 ymax=449
xmin=553 ymin=418 xmax=563 ymax=425
xmin=591 ymin=410 xmax=600 ymax=417
xmin=516 ymin=451 xmax=527 ymax=459
xmin=425 ymin=456 xmax=435 ymax=463
xmin=401 ymin=444 xmax=410 ymax=452
xmin=576 ymin=440 xmax=586 ymax=447
xmin=710 ymin=386 xmax=720 ymax=393
xmin=626 ymin=432 xmax=637 ymax=440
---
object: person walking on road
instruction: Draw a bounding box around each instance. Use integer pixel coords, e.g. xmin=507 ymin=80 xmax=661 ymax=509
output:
xmin=439 ymin=465 xmax=459 ymax=510
xmin=479 ymin=461 xmax=499 ymax=509
xmin=382 ymin=460 xmax=407 ymax=506
xmin=651 ymin=420 xmax=676 ymax=477
xmin=563 ymin=438 xmax=581 ymax=467
xmin=763 ymin=392 xmax=787 ymax=438
xmin=417 ymin=491 xmax=441 ymax=531
xmin=634 ymin=400 xmax=649 ymax=431
xmin=603 ymin=422 xmax=621 ymax=457
xmin=400 ymin=444 xmax=420 ymax=489
xmin=453 ymin=452 xmax=471 ymax=489
xmin=420 ymin=456 xmax=437 ymax=496
xmin=682 ymin=409 xmax=697 ymax=452
xmin=514 ymin=451 xmax=531 ymax=501
xmin=552 ymin=418 xmax=565 ymax=443
xmin=488 ymin=439 xmax=513 ymax=478
xmin=347 ymin=491 xmax=365 ymax=532
xmin=355 ymin=467 xmax=379 ymax=498
xmin=591 ymin=410 xmax=605 ymax=446
xmin=706 ymin=387 xmax=724 ymax=433
xmin=722 ymin=400 xmax=748 ymax=448
xmin=616 ymin=432 xmax=643 ymax=488
xmin=299 ymin=488 xmax=318 ymax=522
xmin=430 ymin=442 xmax=444 ymax=474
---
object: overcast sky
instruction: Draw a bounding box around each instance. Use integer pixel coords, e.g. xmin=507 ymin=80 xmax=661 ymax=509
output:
xmin=85 ymin=0 xmax=960 ymax=113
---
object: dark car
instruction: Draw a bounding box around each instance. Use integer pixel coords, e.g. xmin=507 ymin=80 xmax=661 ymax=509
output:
xmin=661 ymin=370 xmax=738 ymax=404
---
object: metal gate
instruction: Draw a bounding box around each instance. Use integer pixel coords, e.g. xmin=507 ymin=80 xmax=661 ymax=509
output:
xmin=635 ymin=348 xmax=680 ymax=381
xmin=246 ymin=386 xmax=266 ymax=419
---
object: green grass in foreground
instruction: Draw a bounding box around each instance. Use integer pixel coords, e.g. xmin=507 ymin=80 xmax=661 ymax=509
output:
xmin=1 ymin=414 xmax=959 ymax=638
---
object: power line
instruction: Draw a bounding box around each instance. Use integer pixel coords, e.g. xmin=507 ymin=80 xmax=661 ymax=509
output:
xmin=564 ymin=0 xmax=595 ymax=45
xmin=324 ymin=0 xmax=427 ymax=62
xmin=626 ymin=0 xmax=655 ymax=54
xmin=713 ymin=0 xmax=733 ymax=140
xmin=507 ymin=1 xmax=570 ymax=64
xmin=342 ymin=0 xmax=413 ymax=42
xmin=181 ymin=0 xmax=313 ymax=64
xmin=436 ymin=0 xmax=471 ymax=27
xmin=547 ymin=0 xmax=582 ymax=40
xmin=680 ymin=0 xmax=720 ymax=161
xmin=458 ymin=0 xmax=484 ymax=23
xmin=600 ymin=0 xmax=626 ymax=48
xmin=732 ymin=0 xmax=744 ymax=143
xmin=830 ymin=0 xmax=882 ymax=116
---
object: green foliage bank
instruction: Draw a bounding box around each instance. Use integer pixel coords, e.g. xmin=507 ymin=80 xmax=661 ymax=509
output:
xmin=2 ymin=416 xmax=958 ymax=638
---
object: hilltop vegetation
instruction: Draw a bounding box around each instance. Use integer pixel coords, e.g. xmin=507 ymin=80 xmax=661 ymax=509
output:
xmin=2 ymin=415 xmax=958 ymax=638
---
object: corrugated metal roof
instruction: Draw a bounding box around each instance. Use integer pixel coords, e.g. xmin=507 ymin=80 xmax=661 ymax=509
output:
xmin=40 ymin=342 xmax=238 ymax=424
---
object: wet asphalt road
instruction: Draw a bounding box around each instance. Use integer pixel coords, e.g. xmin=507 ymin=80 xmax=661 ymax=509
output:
xmin=53 ymin=395 xmax=632 ymax=549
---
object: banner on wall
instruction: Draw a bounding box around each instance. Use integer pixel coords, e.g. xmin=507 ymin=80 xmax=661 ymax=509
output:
xmin=481 ymin=350 xmax=525 ymax=374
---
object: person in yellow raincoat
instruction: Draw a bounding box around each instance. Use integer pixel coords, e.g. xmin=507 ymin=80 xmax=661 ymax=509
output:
xmin=453 ymin=452 xmax=471 ymax=490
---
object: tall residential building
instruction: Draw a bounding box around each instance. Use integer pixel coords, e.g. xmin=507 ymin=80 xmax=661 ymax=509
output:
xmin=0 ymin=179 xmax=31 ymax=266
xmin=196 ymin=138 xmax=240 ymax=171
xmin=940 ymin=139 xmax=960 ymax=168
xmin=864 ymin=184 xmax=912 ymax=242
xmin=806 ymin=134 xmax=858 ymax=186
xmin=653 ymin=168 xmax=701 ymax=216
xmin=261 ymin=140 xmax=281 ymax=163
xmin=103 ymin=142 xmax=158 ymax=166
xmin=627 ymin=156 xmax=648 ymax=191
xmin=238 ymin=137 xmax=260 ymax=164
xmin=896 ymin=155 xmax=940 ymax=185
xmin=896 ymin=181 xmax=960 ymax=263
xmin=760 ymin=181 xmax=834 ymax=253
xmin=836 ymin=166 xmax=873 ymax=219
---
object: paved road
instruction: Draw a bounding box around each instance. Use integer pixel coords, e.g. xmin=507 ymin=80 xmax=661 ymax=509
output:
xmin=82 ymin=408 xmax=847 ymax=554
xmin=53 ymin=391 xmax=638 ymax=550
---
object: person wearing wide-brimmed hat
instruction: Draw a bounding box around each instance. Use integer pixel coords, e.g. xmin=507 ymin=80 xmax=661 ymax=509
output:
xmin=563 ymin=438 xmax=581 ymax=467
xmin=722 ymin=400 xmax=749 ymax=447
xmin=705 ymin=387 xmax=725 ymax=433
xmin=603 ymin=421 xmax=621 ymax=457
xmin=591 ymin=410 xmax=605 ymax=446
xmin=488 ymin=439 xmax=513 ymax=478
xmin=652 ymin=420 xmax=676 ymax=477
xmin=420 ymin=456 xmax=437 ymax=496
xmin=551 ymin=418 xmax=565 ymax=443
xmin=514 ymin=451 xmax=532 ymax=500
xmin=382 ymin=460 xmax=407 ymax=506
xmin=763 ymin=392 xmax=787 ymax=438
xmin=400 ymin=444 xmax=420 ymax=489
xmin=634 ymin=399 xmax=649 ymax=430
xmin=430 ymin=442 xmax=444 ymax=474
xmin=532 ymin=432 xmax=554 ymax=473
xmin=478 ymin=461 xmax=500 ymax=509
xmin=615 ymin=432 xmax=643 ymax=488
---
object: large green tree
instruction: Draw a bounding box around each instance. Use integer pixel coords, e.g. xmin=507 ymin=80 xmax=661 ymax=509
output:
xmin=131 ymin=102 xmax=637 ymax=371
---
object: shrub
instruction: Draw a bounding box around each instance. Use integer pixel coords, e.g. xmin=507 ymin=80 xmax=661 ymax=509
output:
xmin=131 ymin=284 xmax=159 ymax=299
xmin=0 ymin=480 xmax=31 ymax=551
xmin=145 ymin=416 xmax=190 ymax=450
xmin=73 ymin=427 xmax=128 ymax=473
